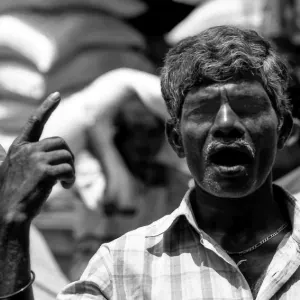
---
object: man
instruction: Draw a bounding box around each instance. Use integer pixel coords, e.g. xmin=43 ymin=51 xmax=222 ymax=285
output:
xmin=0 ymin=25 xmax=299 ymax=299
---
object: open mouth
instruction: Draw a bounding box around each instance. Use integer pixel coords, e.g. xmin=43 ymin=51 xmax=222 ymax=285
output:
xmin=209 ymin=147 xmax=253 ymax=167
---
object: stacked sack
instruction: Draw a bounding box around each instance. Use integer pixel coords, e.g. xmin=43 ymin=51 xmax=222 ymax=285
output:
xmin=0 ymin=0 xmax=154 ymax=136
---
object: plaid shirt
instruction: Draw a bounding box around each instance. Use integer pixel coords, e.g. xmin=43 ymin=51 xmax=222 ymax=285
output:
xmin=58 ymin=185 xmax=300 ymax=300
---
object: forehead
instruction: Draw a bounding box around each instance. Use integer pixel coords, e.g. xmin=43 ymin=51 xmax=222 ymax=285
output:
xmin=184 ymin=80 xmax=269 ymax=103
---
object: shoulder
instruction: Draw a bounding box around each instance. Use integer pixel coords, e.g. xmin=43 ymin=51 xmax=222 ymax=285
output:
xmin=78 ymin=212 xmax=175 ymax=270
xmin=58 ymin=202 xmax=190 ymax=298
xmin=105 ymin=212 xmax=175 ymax=253
xmin=58 ymin=214 xmax=173 ymax=298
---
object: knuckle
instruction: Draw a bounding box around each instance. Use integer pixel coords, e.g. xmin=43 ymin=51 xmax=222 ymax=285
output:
xmin=24 ymin=143 xmax=35 ymax=152
xmin=64 ymin=164 xmax=74 ymax=174
xmin=8 ymin=143 xmax=18 ymax=154
xmin=65 ymin=151 xmax=73 ymax=161
xmin=36 ymin=163 xmax=50 ymax=178
xmin=54 ymin=136 xmax=66 ymax=147
xmin=61 ymin=149 xmax=70 ymax=157
xmin=31 ymin=151 xmax=47 ymax=163
xmin=10 ymin=142 xmax=31 ymax=157
xmin=44 ymin=165 xmax=55 ymax=178
xmin=28 ymin=115 xmax=39 ymax=124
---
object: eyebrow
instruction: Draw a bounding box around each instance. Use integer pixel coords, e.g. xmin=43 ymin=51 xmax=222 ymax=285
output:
xmin=187 ymin=85 xmax=268 ymax=102
xmin=228 ymin=93 xmax=269 ymax=101
xmin=185 ymin=90 xmax=220 ymax=103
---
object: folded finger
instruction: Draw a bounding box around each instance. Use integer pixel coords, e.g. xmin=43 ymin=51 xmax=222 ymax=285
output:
xmin=47 ymin=163 xmax=76 ymax=189
xmin=38 ymin=137 xmax=75 ymax=161
xmin=46 ymin=150 xmax=74 ymax=170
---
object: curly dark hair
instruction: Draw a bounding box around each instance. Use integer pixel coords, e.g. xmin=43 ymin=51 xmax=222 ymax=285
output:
xmin=161 ymin=25 xmax=292 ymax=122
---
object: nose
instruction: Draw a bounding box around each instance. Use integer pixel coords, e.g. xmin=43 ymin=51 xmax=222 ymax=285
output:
xmin=211 ymin=103 xmax=244 ymax=141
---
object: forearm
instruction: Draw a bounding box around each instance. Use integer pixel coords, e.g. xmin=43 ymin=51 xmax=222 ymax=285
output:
xmin=41 ymin=69 xmax=139 ymax=157
xmin=0 ymin=222 xmax=34 ymax=299
xmin=81 ymin=68 xmax=169 ymax=122
xmin=85 ymin=120 xmax=129 ymax=186
xmin=119 ymin=68 xmax=169 ymax=120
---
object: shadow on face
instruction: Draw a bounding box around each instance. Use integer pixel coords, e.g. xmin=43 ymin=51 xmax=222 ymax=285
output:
xmin=168 ymin=80 xmax=290 ymax=198
xmin=273 ymin=118 xmax=300 ymax=180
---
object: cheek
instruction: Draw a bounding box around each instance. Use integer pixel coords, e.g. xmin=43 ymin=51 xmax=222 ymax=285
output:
xmin=246 ymin=115 xmax=279 ymax=176
xmin=180 ymin=122 xmax=209 ymax=172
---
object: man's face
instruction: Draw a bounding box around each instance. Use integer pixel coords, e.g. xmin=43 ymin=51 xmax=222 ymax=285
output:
xmin=177 ymin=81 xmax=280 ymax=198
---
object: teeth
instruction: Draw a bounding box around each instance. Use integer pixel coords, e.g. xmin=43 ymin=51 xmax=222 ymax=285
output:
xmin=223 ymin=166 xmax=241 ymax=170
xmin=216 ymin=165 xmax=246 ymax=174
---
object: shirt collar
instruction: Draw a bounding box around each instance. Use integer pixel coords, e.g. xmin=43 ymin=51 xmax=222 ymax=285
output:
xmin=146 ymin=183 xmax=300 ymax=248
xmin=145 ymin=186 xmax=201 ymax=237
xmin=276 ymin=183 xmax=300 ymax=246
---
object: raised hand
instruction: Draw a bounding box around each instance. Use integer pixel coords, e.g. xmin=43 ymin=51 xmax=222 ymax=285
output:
xmin=0 ymin=92 xmax=76 ymax=224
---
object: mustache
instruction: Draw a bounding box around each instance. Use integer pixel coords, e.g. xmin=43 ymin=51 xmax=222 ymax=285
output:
xmin=205 ymin=139 xmax=255 ymax=159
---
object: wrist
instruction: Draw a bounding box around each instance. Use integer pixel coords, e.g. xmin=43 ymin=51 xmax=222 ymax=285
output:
xmin=0 ymin=221 xmax=31 ymax=294
xmin=0 ymin=219 xmax=30 ymax=238
xmin=0 ymin=271 xmax=34 ymax=299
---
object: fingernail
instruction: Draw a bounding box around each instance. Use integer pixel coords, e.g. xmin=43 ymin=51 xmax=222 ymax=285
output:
xmin=52 ymin=91 xmax=61 ymax=101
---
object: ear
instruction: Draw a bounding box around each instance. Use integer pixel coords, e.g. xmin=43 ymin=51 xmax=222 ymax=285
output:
xmin=285 ymin=118 xmax=300 ymax=147
xmin=165 ymin=119 xmax=185 ymax=158
xmin=277 ymin=112 xmax=294 ymax=149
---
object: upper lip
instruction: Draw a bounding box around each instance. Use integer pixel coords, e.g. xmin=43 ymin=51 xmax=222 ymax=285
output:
xmin=208 ymin=144 xmax=254 ymax=163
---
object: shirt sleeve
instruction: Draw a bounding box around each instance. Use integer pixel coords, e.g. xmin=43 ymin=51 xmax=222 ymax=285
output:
xmin=57 ymin=245 xmax=113 ymax=300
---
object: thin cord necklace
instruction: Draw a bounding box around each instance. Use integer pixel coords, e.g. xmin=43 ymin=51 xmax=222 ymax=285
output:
xmin=225 ymin=223 xmax=289 ymax=256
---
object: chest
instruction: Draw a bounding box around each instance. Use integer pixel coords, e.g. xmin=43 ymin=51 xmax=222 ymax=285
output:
xmin=113 ymin=264 xmax=300 ymax=300
xmin=231 ymin=250 xmax=275 ymax=294
xmin=228 ymin=231 xmax=289 ymax=293
xmin=112 ymin=243 xmax=300 ymax=300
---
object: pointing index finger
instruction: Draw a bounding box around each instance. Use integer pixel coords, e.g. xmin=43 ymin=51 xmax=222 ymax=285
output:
xmin=15 ymin=92 xmax=61 ymax=144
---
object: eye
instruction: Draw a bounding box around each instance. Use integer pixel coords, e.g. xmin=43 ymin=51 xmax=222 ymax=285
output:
xmin=187 ymin=101 xmax=220 ymax=118
xmin=231 ymin=96 xmax=271 ymax=116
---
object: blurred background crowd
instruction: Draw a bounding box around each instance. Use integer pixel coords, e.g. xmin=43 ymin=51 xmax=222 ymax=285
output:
xmin=1 ymin=0 xmax=300 ymax=298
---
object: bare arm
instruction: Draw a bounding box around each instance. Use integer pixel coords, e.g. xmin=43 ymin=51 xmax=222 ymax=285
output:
xmin=0 ymin=93 xmax=75 ymax=299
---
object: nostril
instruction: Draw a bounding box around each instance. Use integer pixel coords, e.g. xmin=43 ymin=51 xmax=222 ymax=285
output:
xmin=103 ymin=202 xmax=118 ymax=216
xmin=213 ymin=127 xmax=244 ymax=140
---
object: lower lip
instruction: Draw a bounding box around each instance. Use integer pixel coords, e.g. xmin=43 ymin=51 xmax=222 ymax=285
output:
xmin=213 ymin=164 xmax=248 ymax=177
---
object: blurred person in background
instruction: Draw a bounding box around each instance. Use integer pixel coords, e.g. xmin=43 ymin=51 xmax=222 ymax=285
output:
xmin=0 ymin=68 xmax=191 ymax=298
xmin=35 ymin=68 xmax=191 ymax=281
xmin=69 ymin=93 xmax=190 ymax=280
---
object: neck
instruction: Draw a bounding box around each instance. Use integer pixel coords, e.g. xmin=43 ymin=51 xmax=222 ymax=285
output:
xmin=191 ymin=175 xmax=286 ymax=246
